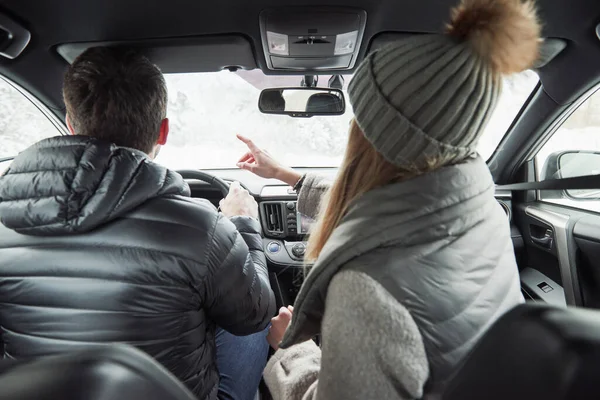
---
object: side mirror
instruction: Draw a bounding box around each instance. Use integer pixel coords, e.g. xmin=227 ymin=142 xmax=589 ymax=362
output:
xmin=541 ymin=150 xmax=600 ymax=199
xmin=259 ymin=88 xmax=345 ymax=117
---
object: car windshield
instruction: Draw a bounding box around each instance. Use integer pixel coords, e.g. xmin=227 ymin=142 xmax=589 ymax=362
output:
xmin=0 ymin=69 xmax=539 ymax=170
xmin=156 ymin=69 xmax=539 ymax=169
xmin=156 ymin=71 xmax=354 ymax=170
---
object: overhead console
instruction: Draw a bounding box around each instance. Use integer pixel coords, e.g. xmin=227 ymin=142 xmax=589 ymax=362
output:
xmin=259 ymin=7 xmax=367 ymax=71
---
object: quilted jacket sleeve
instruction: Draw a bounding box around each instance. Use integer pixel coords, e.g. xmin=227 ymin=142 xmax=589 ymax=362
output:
xmin=203 ymin=214 xmax=276 ymax=334
xmin=296 ymin=174 xmax=331 ymax=220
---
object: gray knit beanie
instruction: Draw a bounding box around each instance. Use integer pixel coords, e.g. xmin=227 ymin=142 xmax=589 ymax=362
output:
xmin=348 ymin=0 xmax=541 ymax=168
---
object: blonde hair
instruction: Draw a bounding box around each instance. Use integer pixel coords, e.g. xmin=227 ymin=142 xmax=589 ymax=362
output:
xmin=305 ymin=120 xmax=445 ymax=262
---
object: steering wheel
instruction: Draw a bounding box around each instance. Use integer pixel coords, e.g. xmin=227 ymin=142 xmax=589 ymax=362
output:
xmin=177 ymin=170 xmax=230 ymax=198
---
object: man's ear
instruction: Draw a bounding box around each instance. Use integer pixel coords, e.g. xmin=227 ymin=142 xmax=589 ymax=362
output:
xmin=157 ymin=118 xmax=169 ymax=145
xmin=66 ymin=114 xmax=76 ymax=135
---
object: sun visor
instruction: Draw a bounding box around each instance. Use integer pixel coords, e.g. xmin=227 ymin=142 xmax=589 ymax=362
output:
xmin=56 ymin=35 xmax=257 ymax=72
xmin=368 ymin=33 xmax=567 ymax=70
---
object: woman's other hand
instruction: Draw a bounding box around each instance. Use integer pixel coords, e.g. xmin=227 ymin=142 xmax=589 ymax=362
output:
xmin=236 ymin=134 xmax=301 ymax=186
xmin=267 ymin=306 xmax=294 ymax=350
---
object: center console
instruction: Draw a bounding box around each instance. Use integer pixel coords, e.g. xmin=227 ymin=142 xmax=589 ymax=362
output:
xmin=260 ymin=200 xmax=313 ymax=305
xmin=260 ymin=200 xmax=314 ymax=267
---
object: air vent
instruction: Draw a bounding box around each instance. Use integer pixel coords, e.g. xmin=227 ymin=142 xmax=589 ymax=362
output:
xmin=262 ymin=202 xmax=285 ymax=235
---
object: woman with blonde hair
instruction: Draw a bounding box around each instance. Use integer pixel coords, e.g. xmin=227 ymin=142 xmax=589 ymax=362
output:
xmin=237 ymin=0 xmax=541 ymax=398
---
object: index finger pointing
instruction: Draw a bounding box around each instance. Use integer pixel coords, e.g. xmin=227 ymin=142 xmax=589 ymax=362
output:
xmin=236 ymin=134 xmax=261 ymax=154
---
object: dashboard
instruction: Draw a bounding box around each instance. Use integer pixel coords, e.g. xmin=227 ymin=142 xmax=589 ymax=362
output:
xmin=185 ymin=168 xmax=334 ymax=305
xmin=260 ymin=199 xmax=314 ymax=264
xmin=186 ymin=167 xmax=336 ymax=259
xmin=185 ymin=168 xmax=520 ymax=306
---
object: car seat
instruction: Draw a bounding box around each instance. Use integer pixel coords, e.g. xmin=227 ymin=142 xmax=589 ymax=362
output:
xmin=441 ymin=303 xmax=600 ymax=400
xmin=0 ymin=345 xmax=197 ymax=400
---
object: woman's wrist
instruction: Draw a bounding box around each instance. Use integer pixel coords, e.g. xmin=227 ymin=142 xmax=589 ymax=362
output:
xmin=275 ymin=167 xmax=302 ymax=187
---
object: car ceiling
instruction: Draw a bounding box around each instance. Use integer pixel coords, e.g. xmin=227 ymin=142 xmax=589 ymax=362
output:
xmin=0 ymin=0 xmax=599 ymax=181
xmin=0 ymin=0 xmax=598 ymax=110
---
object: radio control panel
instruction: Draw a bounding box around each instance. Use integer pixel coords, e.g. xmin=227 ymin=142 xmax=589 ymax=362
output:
xmin=264 ymin=238 xmax=307 ymax=267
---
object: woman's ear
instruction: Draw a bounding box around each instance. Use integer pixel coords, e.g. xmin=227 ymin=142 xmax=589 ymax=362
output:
xmin=157 ymin=118 xmax=169 ymax=145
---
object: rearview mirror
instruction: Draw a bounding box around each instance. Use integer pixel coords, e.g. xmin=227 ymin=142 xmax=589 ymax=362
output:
xmin=541 ymin=150 xmax=600 ymax=199
xmin=259 ymin=88 xmax=345 ymax=117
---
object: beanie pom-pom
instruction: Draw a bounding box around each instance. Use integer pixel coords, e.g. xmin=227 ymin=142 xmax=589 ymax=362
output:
xmin=447 ymin=0 xmax=541 ymax=74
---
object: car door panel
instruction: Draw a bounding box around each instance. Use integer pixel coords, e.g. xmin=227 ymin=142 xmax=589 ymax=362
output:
xmin=573 ymin=219 xmax=600 ymax=308
xmin=495 ymin=191 xmax=525 ymax=265
xmin=520 ymin=267 xmax=566 ymax=306
xmin=515 ymin=201 xmax=600 ymax=308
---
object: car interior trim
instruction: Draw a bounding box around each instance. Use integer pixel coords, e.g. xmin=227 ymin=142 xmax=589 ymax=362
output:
xmin=368 ymin=34 xmax=567 ymax=69
xmin=525 ymin=206 xmax=580 ymax=306
xmin=56 ymin=35 xmax=258 ymax=73
xmin=260 ymin=186 xmax=296 ymax=198
xmin=258 ymin=7 xmax=367 ymax=72
xmin=573 ymin=218 xmax=600 ymax=242
xmin=0 ymin=12 xmax=31 ymax=60
xmin=488 ymin=81 xmax=544 ymax=182
xmin=496 ymin=199 xmax=512 ymax=222
xmin=519 ymin=267 xmax=566 ymax=306
xmin=262 ymin=238 xmax=304 ymax=268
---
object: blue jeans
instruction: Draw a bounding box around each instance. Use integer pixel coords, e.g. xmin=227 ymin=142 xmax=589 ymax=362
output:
xmin=215 ymin=327 xmax=270 ymax=400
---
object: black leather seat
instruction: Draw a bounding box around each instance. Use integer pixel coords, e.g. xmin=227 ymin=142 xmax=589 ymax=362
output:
xmin=442 ymin=303 xmax=600 ymax=400
xmin=0 ymin=345 xmax=197 ymax=400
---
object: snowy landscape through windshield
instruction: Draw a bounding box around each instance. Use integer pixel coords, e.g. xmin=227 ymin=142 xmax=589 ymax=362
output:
xmin=0 ymin=69 xmax=540 ymax=170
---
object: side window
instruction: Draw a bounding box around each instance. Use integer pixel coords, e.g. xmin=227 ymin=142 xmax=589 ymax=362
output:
xmin=535 ymin=86 xmax=600 ymax=212
xmin=0 ymin=160 xmax=11 ymax=175
xmin=0 ymin=77 xmax=63 ymax=173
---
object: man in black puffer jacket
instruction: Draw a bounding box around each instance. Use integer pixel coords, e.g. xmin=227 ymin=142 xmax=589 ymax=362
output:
xmin=0 ymin=47 xmax=276 ymax=400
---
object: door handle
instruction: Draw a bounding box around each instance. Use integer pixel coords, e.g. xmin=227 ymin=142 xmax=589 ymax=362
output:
xmin=531 ymin=228 xmax=553 ymax=249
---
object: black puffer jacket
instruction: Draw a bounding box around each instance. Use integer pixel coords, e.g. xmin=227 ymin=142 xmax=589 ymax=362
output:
xmin=0 ymin=136 xmax=275 ymax=400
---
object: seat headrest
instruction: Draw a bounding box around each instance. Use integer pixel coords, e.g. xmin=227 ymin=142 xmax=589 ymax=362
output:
xmin=0 ymin=345 xmax=197 ymax=400
xmin=306 ymin=93 xmax=342 ymax=113
xmin=442 ymin=304 xmax=600 ymax=400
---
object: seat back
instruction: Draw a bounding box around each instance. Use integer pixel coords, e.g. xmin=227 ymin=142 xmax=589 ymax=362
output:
xmin=441 ymin=303 xmax=600 ymax=400
xmin=0 ymin=345 xmax=197 ymax=400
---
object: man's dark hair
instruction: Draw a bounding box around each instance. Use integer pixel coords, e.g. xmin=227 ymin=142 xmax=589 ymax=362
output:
xmin=63 ymin=47 xmax=168 ymax=154
xmin=261 ymin=90 xmax=285 ymax=112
